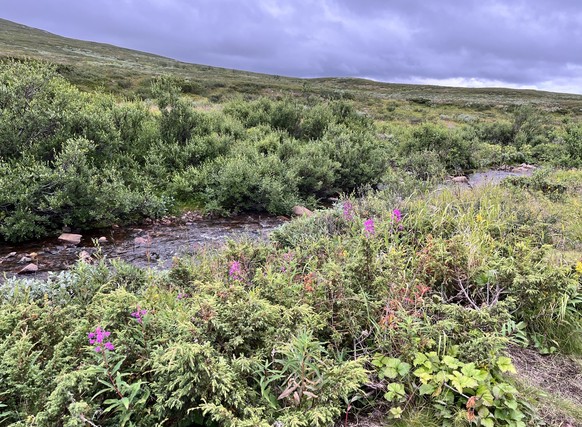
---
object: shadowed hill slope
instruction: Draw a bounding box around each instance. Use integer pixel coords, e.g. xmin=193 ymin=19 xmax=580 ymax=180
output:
xmin=2 ymin=17 xmax=582 ymax=110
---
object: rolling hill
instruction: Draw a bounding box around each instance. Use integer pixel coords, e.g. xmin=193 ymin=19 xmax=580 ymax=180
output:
xmin=2 ymin=17 xmax=582 ymax=111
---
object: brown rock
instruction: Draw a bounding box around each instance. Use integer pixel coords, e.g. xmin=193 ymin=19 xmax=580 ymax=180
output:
xmin=134 ymin=236 xmax=150 ymax=245
xmin=18 ymin=263 xmax=38 ymax=274
xmin=450 ymin=176 xmax=469 ymax=184
xmin=292 ymin=206 xmax=314 ymax=217
xmin=58 ymin=233 xmax=82 ymax=245
xmin=79 ymin=250 xmax=92 ymax=263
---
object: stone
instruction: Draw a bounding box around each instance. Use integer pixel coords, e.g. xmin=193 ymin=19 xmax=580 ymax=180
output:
xmin=98 ymin=236 xmax=108 ymax=243
xmin=292 ymin=206 xmax=313 ymax=217
xmin=134 ymin=236 xmax=150 ymax=245
xmin=18 ymin=263 xmax=38 ymax=274
xmin=6 ymin=252 xmax=16 ymax=258
xmin=58 ymin=233 xmax=82 ymax=245
xmin=19 ymin=256 xmax=33 ymax=264
xmin=79 ymin=250 xmax=92 ymax=263
xmin=450 ymin=176 xmax=469 ymax=184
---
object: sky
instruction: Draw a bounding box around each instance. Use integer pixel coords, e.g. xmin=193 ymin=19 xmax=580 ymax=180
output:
xmin=2 ymin=0 xmax=582 ymax=94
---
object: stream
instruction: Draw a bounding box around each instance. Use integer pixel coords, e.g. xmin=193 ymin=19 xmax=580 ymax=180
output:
xmin=0 ymin=167 xmax=535 ymax=281
xmin=0 ymin=214 xmax=286 ymax=281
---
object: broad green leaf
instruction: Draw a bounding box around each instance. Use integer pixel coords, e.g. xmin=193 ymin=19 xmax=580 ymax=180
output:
xmin=442 ymin=355 xmax=460 ymax=369
xmin=497 ymin=356 xmax=516 ymax=373
xmin=481 ymin=417 xmax=494 ymax=427
xmin=389 ymin=406 xmax=403 ymax=419
xmin=418 ymin=383 xmax=436 ymax=395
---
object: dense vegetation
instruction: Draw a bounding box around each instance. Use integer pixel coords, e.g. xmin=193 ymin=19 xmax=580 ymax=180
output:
xmin=0 ymin=38 xmax=581 ymax=427
xmin=1 ymin=60 xmax=581 ymax=243
xmin=1 ymin=169 xmax=581 ymax=426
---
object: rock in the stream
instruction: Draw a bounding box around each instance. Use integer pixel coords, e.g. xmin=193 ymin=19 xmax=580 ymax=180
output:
xmin=19 ymin=256 xmax=33 ymax=264
xmin=58 ymin=233 xmax=82 ymax=245
xmin=79 ymin=250 xmax=92 ymax=263
xmin=134 ymin=236 xmax=150 ymax=245
xmin=292 ymin=206 xmax=313 ymax=217
xmin=98 ymin=236 xmax=108 ymax=243
xmin=6 ymin=252 xmax=16 ymax=258
xmin=450 ymin=176 xmax=470 ymax=184
xmin=18 ymin=263 xmax=38 ymax=274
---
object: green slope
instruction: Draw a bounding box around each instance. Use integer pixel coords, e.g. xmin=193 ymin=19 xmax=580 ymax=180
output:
xmin=1 ymin=17 xmax=582 ymax=110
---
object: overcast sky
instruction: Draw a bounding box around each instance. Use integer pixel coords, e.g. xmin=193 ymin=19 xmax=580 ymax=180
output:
xmin=2 ymin=0 xmax=582 ymax=94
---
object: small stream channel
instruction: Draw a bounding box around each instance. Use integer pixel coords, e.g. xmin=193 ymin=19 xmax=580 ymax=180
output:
xmin=0 ymin=214 xmax=286 ymax=281
xmin=0 ymin=167 xmax=535 ymax=281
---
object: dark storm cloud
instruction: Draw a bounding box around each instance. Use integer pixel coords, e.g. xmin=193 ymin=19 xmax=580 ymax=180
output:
xmin=2 ymin=0 xmax=581 ymax=93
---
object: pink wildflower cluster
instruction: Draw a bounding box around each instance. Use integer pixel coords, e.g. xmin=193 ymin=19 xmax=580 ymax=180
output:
xmin=391 ymin=209 xmax=402 ymax=223
xmin=131 ymin=306 xmax=148 ymax=324
xmin=343 ymin=201 xmax=354 ymax=221
xmin=364 ymin=218 xmax=375 ymax=236
xmin=177 ymin=292 xmax=189 ymax=300
xmin=229 ymin=260 xmax=243 ymax=280
xmin=88 ymin=327 xmax=114 ymax=353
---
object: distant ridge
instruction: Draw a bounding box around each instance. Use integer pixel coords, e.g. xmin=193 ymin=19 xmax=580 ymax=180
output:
xmin=1 ymin=17 xmax=582 ymax=109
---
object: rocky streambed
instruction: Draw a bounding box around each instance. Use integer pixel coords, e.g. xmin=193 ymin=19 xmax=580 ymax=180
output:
xmin=0 ymin=165 xmax=536 ymax=281
xmin=0 ymin=213 xmax=286 ymax=281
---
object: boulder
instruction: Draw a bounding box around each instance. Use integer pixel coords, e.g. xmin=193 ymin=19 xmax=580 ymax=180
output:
xmin=58 ymin=233 xmax=82 ymax=245
xmin=18 ymin=263 xmax=38 ymax=274
xmin=292 ymin=206 xmax=313 ymax=217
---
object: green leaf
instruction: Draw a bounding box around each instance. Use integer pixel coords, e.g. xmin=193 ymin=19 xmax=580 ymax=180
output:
xmin=442 ymin=355 xmax=460 ymax=369
xmin=505 ymin=399 xmax=518 ymax=410
xmin=413 ymin=366 xmax=433 ymax=382
xmin=481 ymin=417 xmax=494 ymax=427
xmin=121 ymin=397 xmax=130 ymax=410
xmin=382 ymin=358 xmax=410 ymax=379
xmin=496 ymin=356 xmax=517 ymax=373
xmin=389 ymin=406 xmax=403 ymax=419
xmin=419 ymin=383 xmax=436 ymax=395
xmin=384 ymin=382 xmax=406 ymax=402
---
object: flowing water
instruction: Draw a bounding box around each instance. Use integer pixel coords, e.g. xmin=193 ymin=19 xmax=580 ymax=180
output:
xmin=0 ymin=214 xmax=286 ymax=281
xmin=0 ymin=167 xmax=535 ymax=281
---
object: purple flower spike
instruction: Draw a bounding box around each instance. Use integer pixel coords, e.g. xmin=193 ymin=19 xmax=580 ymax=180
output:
xmin=177 ymin=292 xmax=189 ymax=300
xmin=364 ymin=218 xmax=375 ymax=236
xmin=88 ymin=326 xmax=114 ymax=353
xmin=131 ymin=306 xmax=148 ymax=324
xmin=391 ymin=209 xmax=402 ymax=223
xmin=343 ymin=201 xmax=354 ymax=221
xmin=229 ymin=260 xmax=243 ymax=280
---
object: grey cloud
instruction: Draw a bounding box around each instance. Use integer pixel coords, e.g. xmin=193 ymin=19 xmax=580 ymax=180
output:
xmin=1 ymin=0 xmax=581 ymax=93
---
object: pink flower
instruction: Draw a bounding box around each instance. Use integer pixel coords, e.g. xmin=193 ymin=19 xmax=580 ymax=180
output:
xmin=343 ymin=201 xmax=354 ymax=221
xmin=229 ymin=260 xmax=243 ymax=280
xmin=391 ymin=209 xmax=402 ymax=223
xmin=131 ymin=306 xmax=148 ymax=324
xmin=364 ymin=218 xmax=375 ymax=236
xmin=88 ymin=327 xmax=114 ymax=353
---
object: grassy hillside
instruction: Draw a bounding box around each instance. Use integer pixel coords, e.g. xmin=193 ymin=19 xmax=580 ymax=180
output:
xmin=2 ymin=18 xmax=582 ymax=111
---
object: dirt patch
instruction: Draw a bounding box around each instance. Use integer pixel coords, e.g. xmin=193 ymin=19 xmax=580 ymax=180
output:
xmin=510 ymin=346 xmax=582 ymax=426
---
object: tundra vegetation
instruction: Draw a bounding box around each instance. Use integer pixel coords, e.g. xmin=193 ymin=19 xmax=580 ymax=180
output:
xmin=0 ymin=54 xmax=581 ymax=426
